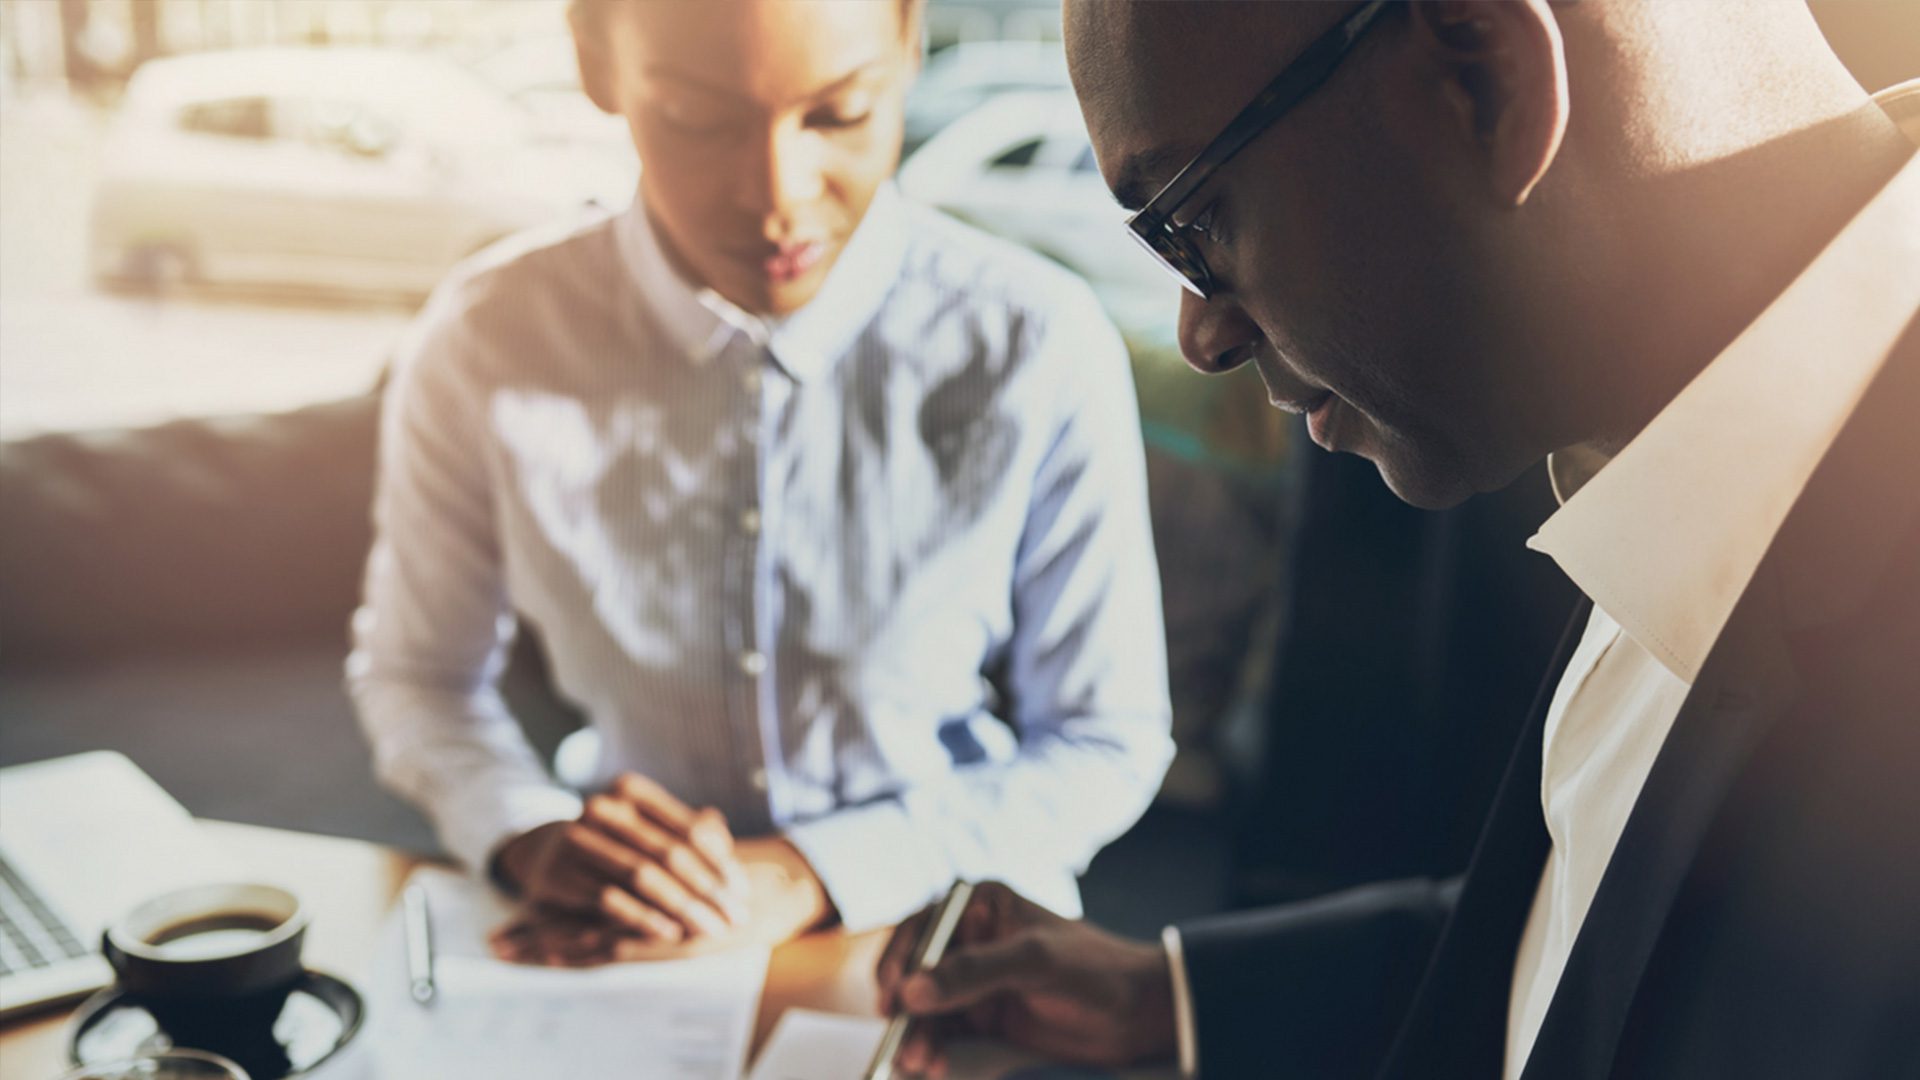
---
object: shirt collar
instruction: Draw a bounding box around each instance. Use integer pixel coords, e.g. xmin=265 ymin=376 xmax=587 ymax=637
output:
xmin=1528 ymin=83 xmax=1920 ymax=685
xmin=615 ymin=183 xmax=909 ymax=383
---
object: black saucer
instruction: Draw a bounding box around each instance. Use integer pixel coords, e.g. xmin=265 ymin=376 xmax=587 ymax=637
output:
xmin=70 ymin=970 xmax=363 ymax=1080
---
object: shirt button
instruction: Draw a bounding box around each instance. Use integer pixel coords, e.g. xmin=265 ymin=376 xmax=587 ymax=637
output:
xmin=739 ymin=507 xmax=761 ymax=535
xmin=749 ymin=768 xmax=769 ymax=793
xmin=738 ymin=650 xmax=766 ymax=677
xmin=741 ymin=367 xmax=762 ymax=393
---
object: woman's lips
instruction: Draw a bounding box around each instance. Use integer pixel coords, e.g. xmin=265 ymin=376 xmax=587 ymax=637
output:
xmin=754 ymin=241 xmax=824 ymax=284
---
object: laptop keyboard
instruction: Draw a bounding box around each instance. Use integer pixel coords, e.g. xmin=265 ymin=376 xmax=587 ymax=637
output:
xmin=0 ymin=850 xmax=90 ymax=975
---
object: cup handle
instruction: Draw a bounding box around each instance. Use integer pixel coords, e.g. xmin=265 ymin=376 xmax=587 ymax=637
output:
xmin=100 ymin=929 xmax=125 ymax=977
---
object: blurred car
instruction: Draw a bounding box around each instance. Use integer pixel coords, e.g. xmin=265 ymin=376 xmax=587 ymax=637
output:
xmin=89 ymin=48 xmax=637 ymax=299
xmin=898 ymin=89 xmax=1174 ymax=326
xmin=903 ymin=41 xmax=1069 ymax=155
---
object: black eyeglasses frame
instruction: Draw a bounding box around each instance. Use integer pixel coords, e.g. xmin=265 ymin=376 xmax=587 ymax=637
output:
xmin=1124 ymin=0 xmax=1394 ymax=299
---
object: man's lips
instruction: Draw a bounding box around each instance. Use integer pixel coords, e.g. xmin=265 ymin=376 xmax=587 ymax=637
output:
xmin=1268 ymin=389 xmax=1341 ymax=450
xmin=1268 ymin=388 xmax=1332 ymax=417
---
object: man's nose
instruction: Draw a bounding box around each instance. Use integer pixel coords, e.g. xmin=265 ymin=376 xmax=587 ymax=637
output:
xmin=738 ymin=122 xmax=825 ymax=220
xmin=1176 ymin=290 xmax=1262 ymax=375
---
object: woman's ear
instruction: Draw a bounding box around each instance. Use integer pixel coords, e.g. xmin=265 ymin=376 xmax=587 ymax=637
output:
xmin=1408 ymin=0 xmax=1570 ymax=206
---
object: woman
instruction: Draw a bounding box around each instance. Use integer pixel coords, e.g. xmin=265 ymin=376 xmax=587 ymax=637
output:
xmin=350 ymin=0 xmax=1171 ymax=956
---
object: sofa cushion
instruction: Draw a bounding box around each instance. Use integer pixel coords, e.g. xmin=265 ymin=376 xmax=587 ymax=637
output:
xmin=1 ymin=390 xmax=381 ymax=660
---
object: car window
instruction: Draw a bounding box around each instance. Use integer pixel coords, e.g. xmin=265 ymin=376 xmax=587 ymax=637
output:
xmin=990 ymin=137 xmax=1043 ymax=170
xmin=177 ymin=97 xmax=272 ymax=140
xmin=279 ymin=98 xmax=402 ymax=159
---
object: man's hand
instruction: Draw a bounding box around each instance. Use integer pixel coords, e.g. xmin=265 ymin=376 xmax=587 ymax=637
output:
xmin=490 ymin=834 xmax=837 ymax=966
xmin=875 ymin=881 xmax=1178 ymax=1076
xmin=491 ymin=773 xmax=748 ymax=943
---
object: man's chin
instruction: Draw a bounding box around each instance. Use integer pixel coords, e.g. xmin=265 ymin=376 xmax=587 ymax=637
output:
xmin=1371 ymin=454 xmax=1479 ymax=511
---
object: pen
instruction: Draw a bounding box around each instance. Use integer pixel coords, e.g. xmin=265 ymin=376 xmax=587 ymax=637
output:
xmin=866 ymin=880 xmax=975 ymax=1080
xmin=404 ymin=883 xmax=436 ymax=1006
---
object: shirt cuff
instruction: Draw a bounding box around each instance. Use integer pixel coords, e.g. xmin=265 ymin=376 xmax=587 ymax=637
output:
xmin=783 ymin=800 xmax=953 ymax=933
xmin=432 ymin=777 xmax=584 ymax=881
xmin=1161 ymin=925 xmax=1200 ymax=1080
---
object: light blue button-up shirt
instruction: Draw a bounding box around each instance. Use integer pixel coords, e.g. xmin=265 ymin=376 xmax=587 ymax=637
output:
xmin=348 ymin=186 xmax=1173 ymax=930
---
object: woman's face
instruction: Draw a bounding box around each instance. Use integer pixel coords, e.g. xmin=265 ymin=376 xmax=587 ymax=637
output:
xmin=576 ymin=0 xmax=917 ymax=317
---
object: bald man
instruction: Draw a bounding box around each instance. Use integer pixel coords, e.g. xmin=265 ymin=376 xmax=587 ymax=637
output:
xmin=877 ymin=3 xmax=1920 ymax=1078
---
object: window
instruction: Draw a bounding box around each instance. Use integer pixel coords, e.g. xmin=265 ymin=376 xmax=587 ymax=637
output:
xmin=989 ymin=137 xmax=1043 ymax=170
xmin=177 ymin=97 xmax=271 ymax=140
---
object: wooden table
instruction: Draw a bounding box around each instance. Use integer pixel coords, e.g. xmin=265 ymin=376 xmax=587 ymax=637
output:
xmin=0 ymin=821 xmax=885 ymax=1079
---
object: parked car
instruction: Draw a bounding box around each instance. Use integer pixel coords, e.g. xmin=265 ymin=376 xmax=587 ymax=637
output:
xmin=898 ymin=89 xmax=1175 ymax=329
xmin=89 ymin=48 xmax=637 ymax=299
xmin=903 ymin=40 xmax=1070 ymax=155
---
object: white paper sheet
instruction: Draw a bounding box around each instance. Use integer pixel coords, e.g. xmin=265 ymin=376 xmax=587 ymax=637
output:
xmin=748 ymin=1008 xmax=1180 ymax=1080
xmin=364 ymin=866 xmax=769 ymax=1080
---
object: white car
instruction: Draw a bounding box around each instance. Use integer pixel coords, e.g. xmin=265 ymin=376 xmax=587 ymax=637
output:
xmin=898 ymin=89 xmax=1176 ymax=329
xmin=904 ymin=40 xmax=1069 ymax=154
xmin=89 ymin=48 xmax=637 ymax=298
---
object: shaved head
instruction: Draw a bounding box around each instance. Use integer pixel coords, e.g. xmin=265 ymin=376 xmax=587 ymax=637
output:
xmin=1064 ymin=0 xmax=1908 ymax=508
xmin=1067 ymin=3 xmax=1338 ymax=209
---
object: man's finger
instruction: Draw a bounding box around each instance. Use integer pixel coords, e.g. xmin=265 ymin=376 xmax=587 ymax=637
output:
xmin=875 ymin=906 xmax=934 ymax=1010
xmin=902 ymin=932 xmax=1055 ymax=1014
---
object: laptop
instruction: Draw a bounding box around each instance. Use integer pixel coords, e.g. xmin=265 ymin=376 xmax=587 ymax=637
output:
xmin=0 ymin=751 xmax=238 ymax=1018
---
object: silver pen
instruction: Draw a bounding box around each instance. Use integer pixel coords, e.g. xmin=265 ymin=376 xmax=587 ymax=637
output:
xmin=866 ymin=880 xmax=975 ymax=1080
xmin=404 ymin=883 xmax=436 ymax=1006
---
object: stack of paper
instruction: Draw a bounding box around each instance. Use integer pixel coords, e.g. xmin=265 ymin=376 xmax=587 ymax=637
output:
xmin=363 ymin=866 xmax=770 ymax=1080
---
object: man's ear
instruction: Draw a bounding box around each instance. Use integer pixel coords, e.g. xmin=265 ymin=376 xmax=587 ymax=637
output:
xmin=1408 ymin=0 xmax=1569 ymax=206
xmin=569 ymin=3 xmax=622 ymax=118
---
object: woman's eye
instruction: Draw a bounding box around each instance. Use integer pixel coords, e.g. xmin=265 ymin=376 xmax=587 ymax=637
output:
xmin=654 ymin=100 xmax=735 ymax=137
xmin=811 ymin=99 xmax=875 ymax=130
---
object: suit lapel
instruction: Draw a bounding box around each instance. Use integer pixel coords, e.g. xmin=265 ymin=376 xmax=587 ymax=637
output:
xmin=1517 ymin=320 xmax=1920 ymax=1080
xmin=1516 ymin=606 xmax=1798 ymax=1080
xmin=1376 ymin=600 xmax=1589 ymax=1080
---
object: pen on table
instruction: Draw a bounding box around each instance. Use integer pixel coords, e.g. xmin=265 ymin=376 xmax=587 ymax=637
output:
xmin=404 ymin=883 xmax=436 ymax=1006
xmin=866 ymin=879 xmax=975 ymax=1080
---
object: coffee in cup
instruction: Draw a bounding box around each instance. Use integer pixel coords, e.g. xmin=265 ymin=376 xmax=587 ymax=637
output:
xmin=100 ymin=884 xmax=309 ymax=1077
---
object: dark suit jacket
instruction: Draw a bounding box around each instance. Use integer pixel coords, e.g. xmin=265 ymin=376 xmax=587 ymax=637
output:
xmin=1179 ymin=321 xmax=1920 ymax=1079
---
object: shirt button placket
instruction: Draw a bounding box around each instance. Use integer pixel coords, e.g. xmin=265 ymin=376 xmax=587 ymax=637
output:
xmin=735 ymin=355 xmax=773 ymax=825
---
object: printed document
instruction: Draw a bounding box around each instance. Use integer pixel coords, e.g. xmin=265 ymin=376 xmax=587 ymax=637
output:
xmin=365 ymin=865 xmax=768 ymax=1080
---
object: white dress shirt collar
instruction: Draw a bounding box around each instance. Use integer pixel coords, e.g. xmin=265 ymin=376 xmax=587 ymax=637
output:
xmin=1528 ymin=85 xmax=1920 ymax=686
xmin=614 ymin=183 xmax=911 ymax=383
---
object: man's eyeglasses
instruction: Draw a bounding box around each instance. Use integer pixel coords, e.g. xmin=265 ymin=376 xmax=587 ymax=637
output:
xmin=1125 ymin=0 xmax=1393 ymax=300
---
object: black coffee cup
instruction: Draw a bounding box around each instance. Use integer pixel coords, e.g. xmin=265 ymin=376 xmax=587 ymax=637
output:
xmin=101 ymin=883 xmax=309 ymax=1076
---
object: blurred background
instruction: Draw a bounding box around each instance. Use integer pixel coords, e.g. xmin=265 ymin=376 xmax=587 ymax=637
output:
xmin=1 ymin=0 xmax=1913 ymax=937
